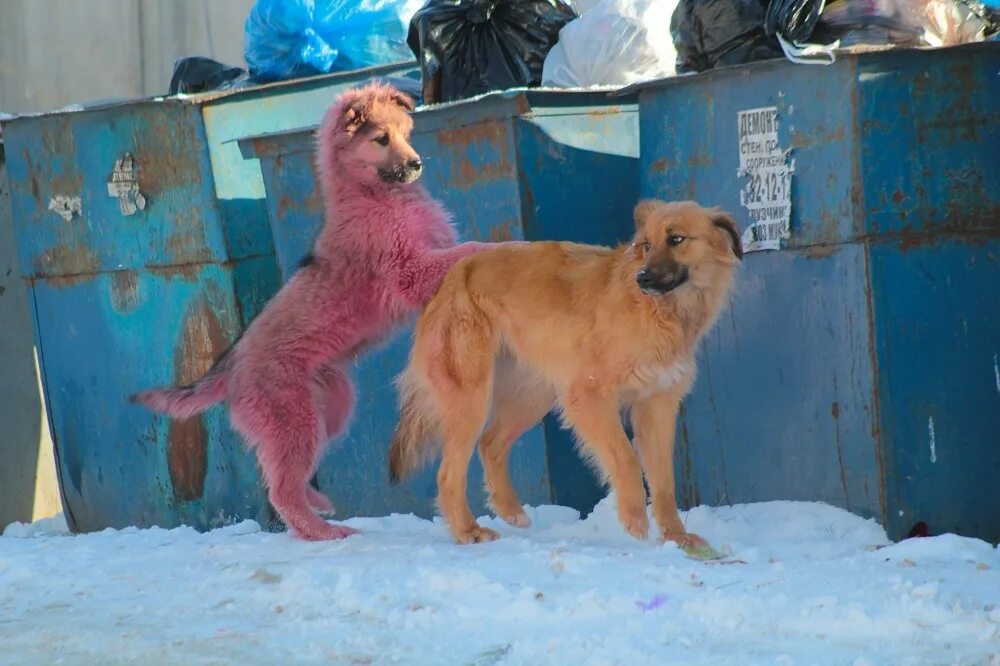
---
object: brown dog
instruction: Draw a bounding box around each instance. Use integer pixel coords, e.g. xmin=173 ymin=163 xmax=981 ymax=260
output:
xmin=388 ymin=200 xmax=742 ymax=547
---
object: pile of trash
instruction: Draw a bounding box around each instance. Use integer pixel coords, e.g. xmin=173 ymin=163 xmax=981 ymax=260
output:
xmin=167 ymin=0 xmax=999 ymax=102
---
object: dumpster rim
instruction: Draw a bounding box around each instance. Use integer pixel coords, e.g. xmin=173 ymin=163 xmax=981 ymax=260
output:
xmin=614 ymin=42 xmax=999 ymax=97
xmin=0 ymin=61 xmax=420 ymax=125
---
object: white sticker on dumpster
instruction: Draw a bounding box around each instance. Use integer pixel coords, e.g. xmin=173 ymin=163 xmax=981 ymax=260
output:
xmin=107 ymin=153 xmax=147 ymax=216
xmin=737 ymin=106 xmax=794 ymax=252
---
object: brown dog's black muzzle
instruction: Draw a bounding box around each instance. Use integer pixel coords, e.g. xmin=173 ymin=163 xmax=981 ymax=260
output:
xmin=636 ymin=263 xmax=689 ymax=295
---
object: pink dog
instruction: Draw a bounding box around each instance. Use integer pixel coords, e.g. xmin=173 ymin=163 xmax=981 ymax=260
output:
xmin=133 ymin=83 xmax=495 ymax=540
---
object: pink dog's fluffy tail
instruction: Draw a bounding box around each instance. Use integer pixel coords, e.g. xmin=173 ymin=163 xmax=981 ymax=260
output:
xmin=130 ymin=355 xmax=231 ymax=419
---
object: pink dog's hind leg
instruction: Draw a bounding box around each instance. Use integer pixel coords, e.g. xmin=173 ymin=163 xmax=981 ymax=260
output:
xmin=305 ymin=364 xmax=357 ymax=518
xmin=307 ymin=486 xmax=336 ymax=516
xmin=314 ymin=363 xmax=356 ymax=444
xmin=232 ymin=382 xmax=357 ymax=541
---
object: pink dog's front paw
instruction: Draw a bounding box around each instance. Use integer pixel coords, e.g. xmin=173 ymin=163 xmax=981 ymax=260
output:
xmin=297 ymin=522 xmax=360 ymax=541
xmin=326 ymin=524 xmax=360 ymax=540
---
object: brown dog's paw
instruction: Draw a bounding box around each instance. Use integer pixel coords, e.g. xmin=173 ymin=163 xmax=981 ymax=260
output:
xmin=455 ymin=525 xmax=501 ymax=545
xmin=662 ymin=532 xmax=708 ymax=549
xmin=662 ymin=532 xmax=727 ymax=560
xmin=620 ymin=507 xmax=650 ymax=541
xmin=501 ymin=512 xmax=531 ymax=528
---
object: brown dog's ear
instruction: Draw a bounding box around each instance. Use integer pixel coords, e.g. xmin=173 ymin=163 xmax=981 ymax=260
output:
xmin=342 ymin=99 xmax=368 ymax=134
xmin=711 ymin=210 xmax=743 ymax=261
xmin=633 ymin=199 xmax=661 ymax=230
xmin=390 ymin=91 xmax=415 ymax=112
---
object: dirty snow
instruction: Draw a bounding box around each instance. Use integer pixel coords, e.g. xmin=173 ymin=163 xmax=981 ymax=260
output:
xmin=1 ymin=498 xmax=998 ymax=665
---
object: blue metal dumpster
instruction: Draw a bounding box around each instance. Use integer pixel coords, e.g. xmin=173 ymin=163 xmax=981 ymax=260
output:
xmin=636 ymin=43 xmax=1000 ymax=542
xmin=2 ymin=63 xmax=418 ymax=534
xmin=239 ymin=90 xmax=639 ymax=518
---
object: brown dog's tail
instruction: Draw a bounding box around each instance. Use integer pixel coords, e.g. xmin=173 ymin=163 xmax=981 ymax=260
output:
xmin=388 ymin=366 xmax=443 ymax=484
xmin=130 ymin=355 xmax=231 ymax=419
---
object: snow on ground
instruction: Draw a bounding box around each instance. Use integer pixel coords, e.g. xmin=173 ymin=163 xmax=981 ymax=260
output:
xmin=1 ymin=497 xmax=998 ymax=665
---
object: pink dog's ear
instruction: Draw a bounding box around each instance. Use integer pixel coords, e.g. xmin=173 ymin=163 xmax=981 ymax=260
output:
xmin=342 ymin=99 xmax=368 ymax=134
xmin=390 ymin=91 xmax=415 ymax=112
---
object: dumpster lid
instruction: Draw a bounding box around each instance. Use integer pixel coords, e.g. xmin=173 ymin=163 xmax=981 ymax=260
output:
xmin=182 ymin=60 xmax=420 ymax=105
xmin=0 ymin=61 xmax=420 ymax=123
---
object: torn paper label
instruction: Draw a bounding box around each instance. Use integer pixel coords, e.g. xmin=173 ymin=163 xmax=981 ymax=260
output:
xmin=48 ymin=195 xmax=82 ymax=221
xmin=107 ymin=153 xmax=147 ymax=216
xmin=736 ymin=106 xmax=794 ymax=253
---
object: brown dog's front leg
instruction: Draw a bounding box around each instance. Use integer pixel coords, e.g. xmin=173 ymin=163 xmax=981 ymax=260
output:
xmin=562 ymin=387 xmax=649 ymax=540
xmin=631 ymin=390 xmax=708 ymax=550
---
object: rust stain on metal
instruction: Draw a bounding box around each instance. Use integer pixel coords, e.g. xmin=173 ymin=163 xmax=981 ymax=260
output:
xmin=137 ymin=114 xmax=203 ymax=196
xmin=879 ymin=200 xmax=1000 ymax=253
xmin=587 ymin=106 xmax=621 ymax=118
xmin=830 ymin=397 xmax=851 ymax=512
xmin=436 ymin=120 xmax=507 ymax=147
xmin=650 ymin=158 xmax=670 ymax=174
xmin=34 ymin=242 xmax=100 ymax=279
xmin=305 ymin=186 xmax=324 ymax=217
xmin=163 ymin=209 xmax=212 ymax=264
xmin=450 ymin=157 xmax=511 ymax=190
xmin=790 ymin=125 xmax=845 ymax=150
xmin=803 ymin=243 xmax=840 ymax=259
xmin=24 ymin=124 xmax=85 ymax=211
xmin=44 ymin=275 xmax=92 ymax=288
xmin=487 ymin=221 xmax=517 ymax=242
xmin=149 ymin=264 xmax=202 ymax=281
xmin=167 ymin=417 xmax=208 ymax=502
xmin=291 ymin=166 xmax=327 ymax=219
xmin=860 ymin=245 xmax=888 ymax=524
xmin=110 ymin=270 xmax=139 ymax=312
xmin=167 ymin=295 xmax=228 ymax=501
xmin=23 ymin=150 xmax=41 ymax=204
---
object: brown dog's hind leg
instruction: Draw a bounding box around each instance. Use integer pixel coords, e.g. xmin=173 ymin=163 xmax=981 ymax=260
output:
xmin=479 ymin=357 xmax=554 ymax=528
xmin=561 ymin=385 xmax=649 ymax=540
xmin=631 ymin=390 xmax=707 ymax=550
xmin=438 ymin=396 xmax=499 ymax=544
xmin=430 ymin=324 xmax=500 ymax=545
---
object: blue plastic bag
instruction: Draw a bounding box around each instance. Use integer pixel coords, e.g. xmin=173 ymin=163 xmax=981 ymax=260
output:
xmin=244 ymin=0 xmax=418 ymax=82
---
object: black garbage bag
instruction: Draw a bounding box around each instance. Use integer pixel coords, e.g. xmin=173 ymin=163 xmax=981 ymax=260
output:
xmin=764 ymin=0 xmax=848 ymax=45
xmin=670 ymin=0 xmax=784 ymax=74
xmin=764 ymin=0 xmax=826 ymax=43
xmin=169 ymin=56 xmax=251 ymax=96
xmin=407 ymin=0 xmax=577 ymax=104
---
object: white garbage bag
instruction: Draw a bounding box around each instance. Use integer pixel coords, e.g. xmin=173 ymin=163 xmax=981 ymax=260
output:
xmin=542 ymin=0 xmax=680 ymax=88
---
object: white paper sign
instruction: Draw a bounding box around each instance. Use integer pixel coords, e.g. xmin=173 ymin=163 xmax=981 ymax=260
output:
xmin=736 ymin=106 xmax=794 ymax=252
xmin=107 ymin=153 xmax=147 ymax=216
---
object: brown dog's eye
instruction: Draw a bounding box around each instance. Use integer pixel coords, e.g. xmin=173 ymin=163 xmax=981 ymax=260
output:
xmin=641 ymin=240 xmax=651 ymax=253
xmin=667 ymin=235 xmax=686 ymax=247
xmin=374 ymin=134 xmax=389 ymax=146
